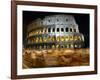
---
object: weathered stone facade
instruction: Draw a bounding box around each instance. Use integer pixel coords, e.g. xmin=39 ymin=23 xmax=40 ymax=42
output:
xmin=26 ymin=15 xmax=84 ymax=49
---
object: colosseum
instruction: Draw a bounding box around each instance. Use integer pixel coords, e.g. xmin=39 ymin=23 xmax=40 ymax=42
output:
xmin=25 ymin=15 xmax=85 ymax=49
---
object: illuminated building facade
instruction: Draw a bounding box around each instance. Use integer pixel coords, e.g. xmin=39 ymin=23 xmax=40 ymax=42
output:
xmin=26 ymin=15 xmax=84 ymax=49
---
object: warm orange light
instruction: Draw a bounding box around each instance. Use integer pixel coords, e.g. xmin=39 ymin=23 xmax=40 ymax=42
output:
xmin=43 ymin=37 xmax=47 ymax=42
xmin=61 ymin=36 xmax=65 ymax=41
xmin=39 ymin=37 xmax=42 ymax=42
xmin=69 ymin=36 xmax=74 ymax=41
xmin=65 ymin=36 xmax=69 ymax=41
xmin=56 ymin=36 xmax=60 ymax=42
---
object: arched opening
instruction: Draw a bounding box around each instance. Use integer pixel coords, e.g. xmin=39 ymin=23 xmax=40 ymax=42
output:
xmin=65 ymin=36 xmax=69 ymax=41
xmin=61 ymin=36 xmax=65 ymax=41
xmin=57 ymin=28 xmax=59 ymax=32
xmin=70 ymin=28 xmax=72 ymax=32
xmin=74 ymin=29 xmax=76 ymax=32
xmin=56 ymin=36 xmax=60 ymax=42
xmin=61 ymin=45 xmax=64 ymax=48
xmin=48 ymin=28 xmax=51 ymax=33
xmin=66 ymin=27 xmax=68 ymax=32
xmin=52 ymin=28 xmax=55 ymax=32
xmin=61 ymin=28 xmax=64 ymax=32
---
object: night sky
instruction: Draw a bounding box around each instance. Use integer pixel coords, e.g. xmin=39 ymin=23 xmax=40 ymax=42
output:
xmin=23 ymin=11 xmax=90 ymax=48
